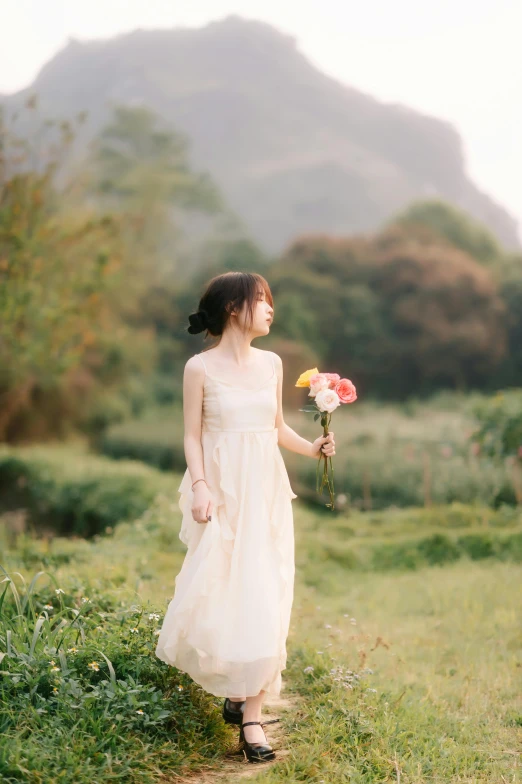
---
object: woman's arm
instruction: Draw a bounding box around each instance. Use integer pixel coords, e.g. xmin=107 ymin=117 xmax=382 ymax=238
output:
xmin=182 ymin=356 xmax=213 ymax=523
xmin=272 ymin=353 xmax=335 ymax=458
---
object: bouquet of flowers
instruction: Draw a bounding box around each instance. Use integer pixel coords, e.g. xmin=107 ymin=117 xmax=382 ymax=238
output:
xmin=295 ymin=368 xmax=357 ymax=510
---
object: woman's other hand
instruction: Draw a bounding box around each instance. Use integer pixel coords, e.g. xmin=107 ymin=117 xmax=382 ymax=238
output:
xmin=191 ymin=484 xmax=213 ymax=524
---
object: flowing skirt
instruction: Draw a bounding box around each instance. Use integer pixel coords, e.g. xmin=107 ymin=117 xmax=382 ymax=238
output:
xmin=155 ymin=428 xmax=297 ymax=698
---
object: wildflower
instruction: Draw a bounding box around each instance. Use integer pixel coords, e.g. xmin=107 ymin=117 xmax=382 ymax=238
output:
xmin=350 ymin=618 xmax=357 ymax=625
xmin=81 ymin=597 xmax=90 ymax=604
xmin=177 ymin=685 xmax=184 ymax=691
xmin=95 ymin=626 xmax=103 ymax=631
xmin=366 ymin=688 xmax=377 ymax=693
xmin=49 ymin=660 xmax=56 ymax=666
xmin=343 ymin=614 xmax=349 ymax=617
xmin=154 ymin=629 xmax=161 ymax=636
xmin=136 ymin=709 xmax=144 ymax=715
xmin=148 ymin=613 xmax=160 ymax=621
xmin=303 ymin=666 xmax=314 ymax=674
xmin=316 ymin=650 xmax=324 ymax=654
xmin=324 ymin=623 xmax=332 ymax=629
xmin=51 ymin=666 xmax=60 ymax=673
xmin=53 ymin=687 xmax=59 ymax=693
xmin=67 ymin=647 xmax=78 ymax=654
xmin=88 ymin=661 xmax=100 ymax=672
xmin=130 ymin=627 xmax=139 ymax=634
xmin=55 ymin=588 xmax=65 ymax=595
xmin=43 ymin=604 xmax=54 ymax=611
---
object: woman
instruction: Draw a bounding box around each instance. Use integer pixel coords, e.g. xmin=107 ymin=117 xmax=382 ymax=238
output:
xmin=155 ymin=271 xmax=335 ymax=763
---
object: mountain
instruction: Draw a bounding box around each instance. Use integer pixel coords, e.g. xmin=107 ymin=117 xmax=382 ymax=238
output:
xmin=2 ymin=16 xmax=519 ymax=251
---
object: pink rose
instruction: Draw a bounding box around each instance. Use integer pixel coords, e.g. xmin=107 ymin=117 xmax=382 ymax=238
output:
xmin=323 ymin=373 xmax=340 ymax=387
xmin=309 ymin=373 xmax=330 ymax=397
xmin=334 ymin=378 xmax=357 ymax=404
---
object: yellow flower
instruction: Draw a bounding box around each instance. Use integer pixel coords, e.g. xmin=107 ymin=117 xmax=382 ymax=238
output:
xmin=295 ymin=367 xmax=319 ymax=388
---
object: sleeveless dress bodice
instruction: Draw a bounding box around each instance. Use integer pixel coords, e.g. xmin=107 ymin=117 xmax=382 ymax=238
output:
xmin=201 ymin=361 xmax=278 ymax=433
xmin=155 ymin=350 xmax=297 ymax=699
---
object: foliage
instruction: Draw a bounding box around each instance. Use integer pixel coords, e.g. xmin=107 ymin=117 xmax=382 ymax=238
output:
xmin=0 ymin=566 xmax=231 ymax=783
xmin=470 ymin=389 xmax=522 ymax=461
xmin=276 ymin=228 xmax=507 ymax=398
xmin=0 ymin=99 xmax=155 ymax=443
xmin=0 ymin=445 xmax=173 ymax=538
xmin=389 ymin=198 xmax=505 ymax=266
xmin=90 ymin=104 xmax=221 ymax=286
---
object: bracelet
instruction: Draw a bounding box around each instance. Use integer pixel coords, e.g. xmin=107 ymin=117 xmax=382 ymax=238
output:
xmin=191 ymin=478 xmax=207 ymax=490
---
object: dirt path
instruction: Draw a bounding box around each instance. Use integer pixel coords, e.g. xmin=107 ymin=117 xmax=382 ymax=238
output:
xmin=174 ymin=683 xmax=297 ymax=783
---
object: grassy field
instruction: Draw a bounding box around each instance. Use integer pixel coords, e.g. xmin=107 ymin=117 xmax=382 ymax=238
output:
xmin=1 ymin=445 xmax=521 ymax=783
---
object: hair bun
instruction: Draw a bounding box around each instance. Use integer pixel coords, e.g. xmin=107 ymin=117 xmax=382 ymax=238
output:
xmin=187 ymin=309 xmax=209 ymax=335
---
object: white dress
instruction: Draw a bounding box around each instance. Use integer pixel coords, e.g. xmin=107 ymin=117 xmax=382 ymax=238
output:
xmin=155 ymin=351 xmax=298 ymax=699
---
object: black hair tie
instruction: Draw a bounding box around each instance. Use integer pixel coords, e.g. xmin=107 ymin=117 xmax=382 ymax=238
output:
xmin=188 ymin=309 xmax=209 ymax=334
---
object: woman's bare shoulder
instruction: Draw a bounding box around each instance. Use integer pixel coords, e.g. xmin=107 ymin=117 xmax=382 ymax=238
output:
xmin=184 ymin=354 xmax=206 ymax=378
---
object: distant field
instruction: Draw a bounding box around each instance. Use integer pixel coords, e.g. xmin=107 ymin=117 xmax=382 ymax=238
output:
xmin=99 ymin=390 xmax=517 ymax=511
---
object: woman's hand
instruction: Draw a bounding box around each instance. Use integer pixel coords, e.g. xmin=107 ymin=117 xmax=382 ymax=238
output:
xmin=311 ymin=431 xmax=336 ymax=459
xmin=191 ymin=483 xmax=213 ymax=524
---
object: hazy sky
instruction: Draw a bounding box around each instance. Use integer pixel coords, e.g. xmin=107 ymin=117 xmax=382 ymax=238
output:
xmin=2 ymin=0 xmax=521 ymax=239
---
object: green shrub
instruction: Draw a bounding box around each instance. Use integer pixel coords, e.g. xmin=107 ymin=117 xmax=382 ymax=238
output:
xmin=0 ymin=446 xmax=175 ymax=538
xmin=100 ymin=417 xmax=185 ymax=472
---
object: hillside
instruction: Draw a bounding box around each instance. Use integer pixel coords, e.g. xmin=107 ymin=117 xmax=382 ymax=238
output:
xmin=2 ymin=16 xmax=519 ymax=251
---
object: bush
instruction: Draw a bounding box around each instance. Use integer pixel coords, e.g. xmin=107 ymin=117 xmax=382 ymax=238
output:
xmin=0 ymin=445 xmax=175 ymax=537
xmin=100 ymin=417 xmax=185 ymax=472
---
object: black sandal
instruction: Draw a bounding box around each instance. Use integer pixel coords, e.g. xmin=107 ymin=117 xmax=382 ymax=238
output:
xmin=222 ymin=697 xmax=245 ymax=724
xmin=240 ymin=719 xmax=280 ymax=763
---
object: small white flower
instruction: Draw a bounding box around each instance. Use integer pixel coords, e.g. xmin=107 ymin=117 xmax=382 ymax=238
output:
xmin=55 ymin=588 xmax=65 ymax=595
xmin=303 ymin=666 xmax=314 ymax=674
xmin=343 ymin=614 xmax=349 ymax=617
xmin=316 ymin=650 xmax=324 ymax=654
xmin=43 ymin=604 xmax=54 ymax=611
xmin=154 ymin=629 xmax=161 ymax=636
xmin=177 ymin=685 xmax=184 ymax=691
xmin=67 ymin=647 xmax=78 ymax=654
xmin=49 ymin=660 xmax=56 ymax=666
xmin=52 ymin=687 xmax=59 ymax=693
xmin=324 ymin=623 xmax=332 ymax=629
xmin=50 ymin=666 xmax=60 ymax=673
xmin=314 ymin=388 xmax=341 ymax=414
xmin=136 ymin=709 xmax=144 ymax=715
xmin=350 ymin=618 xmax=357 ymax=625
xmin=148 ymin=613 xmax=160 ymax=621
xmin=88 ymin=661 xmax=100 ymax=671
xmin=130 ymin=627 xmax=139 ymax=634
xmin=81 ymin=597 xmax=90 ymax=604
xmin=366 ymin=688 xmax=377 ymax=694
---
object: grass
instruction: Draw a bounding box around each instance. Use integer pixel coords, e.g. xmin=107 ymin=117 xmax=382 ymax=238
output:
xmin=1 ymin=448 xmax=521 ymax=782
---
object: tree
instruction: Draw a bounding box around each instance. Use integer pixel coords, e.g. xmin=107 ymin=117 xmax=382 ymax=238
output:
xmin=0 ymin=99 xmax=154 ymax=442
xmin=89 ymin=105 xmax=222 ymax=283
xmin=277 ymin=228 xmax=507 ymax=398
xmin=389 ymin=199 xmax=504 ymax=267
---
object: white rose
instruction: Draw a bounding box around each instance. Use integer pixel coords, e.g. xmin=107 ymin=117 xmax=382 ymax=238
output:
xmin=314 ymin=388 xmax=341 ymax=413
xmin=309 ymin=376 xmax=330 ymax=397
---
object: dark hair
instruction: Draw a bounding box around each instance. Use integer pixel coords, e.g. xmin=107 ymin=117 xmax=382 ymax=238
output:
xmin=187 ymin=272 xmax=273 ymax=342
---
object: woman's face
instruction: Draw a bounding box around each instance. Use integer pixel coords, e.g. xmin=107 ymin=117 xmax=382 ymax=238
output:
xmin=235 ymin=287 xmax=274 ymax=335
